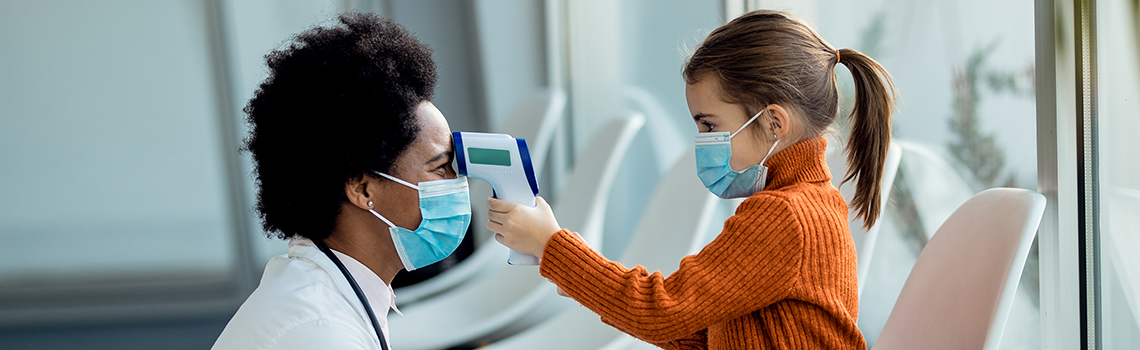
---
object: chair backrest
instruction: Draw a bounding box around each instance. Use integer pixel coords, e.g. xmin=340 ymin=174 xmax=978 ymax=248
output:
xmin=826 ymin=139 xmax=902 ymax=295
xmin=617 ymin=149 xmax=717 ymax=273
xmin=893 ymin=140 xmax=976 ymax=240
xmin=496 ymin=89 xmax=566 ymax=172
xmin=553 ymin=113 xmax=645 ymax=251
xmin=872 ymin=188 xmax=1046 ymax=350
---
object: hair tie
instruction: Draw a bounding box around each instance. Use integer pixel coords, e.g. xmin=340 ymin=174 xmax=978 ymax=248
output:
xmin=836 ymin=50 xmax=841 ymax=63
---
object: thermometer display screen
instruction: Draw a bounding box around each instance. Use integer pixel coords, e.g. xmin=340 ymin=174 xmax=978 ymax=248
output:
xmin=467 ymin=147 xmax=511 ymax=166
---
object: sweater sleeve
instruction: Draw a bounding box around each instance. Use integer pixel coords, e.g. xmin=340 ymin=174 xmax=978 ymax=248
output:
xmin=539 ymin=195 xmax=803 ymax=343
xmin=651 ymin=328 xmax=708 ymax=350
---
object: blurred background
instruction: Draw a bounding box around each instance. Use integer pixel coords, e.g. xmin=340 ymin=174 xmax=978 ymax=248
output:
xmin=0 ymin=0 xmax=1136 ymax=349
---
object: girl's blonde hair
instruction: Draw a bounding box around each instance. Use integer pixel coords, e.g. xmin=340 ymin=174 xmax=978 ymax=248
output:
xmin=684 ymin=10 xmax=897 ymax=228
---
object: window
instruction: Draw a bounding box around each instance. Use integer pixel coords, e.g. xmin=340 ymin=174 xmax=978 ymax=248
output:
xmin=0 ymin=0 xmax=253 ymax=324
xmin=805 ymin=0 xmax=1040 ymax=346
xmin=1095 ymin=0 xmax=1140 ymax=347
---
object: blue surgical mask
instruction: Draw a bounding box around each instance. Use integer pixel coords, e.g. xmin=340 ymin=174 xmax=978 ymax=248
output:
xmin=695 ymin=110 xmax=780 ymax=199
xmin=371 ymin=172 xmax=472 ymax=271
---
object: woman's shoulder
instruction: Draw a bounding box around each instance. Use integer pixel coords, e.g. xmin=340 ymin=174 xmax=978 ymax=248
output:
xmin=213 ymin=255 xmax=370 ymax=349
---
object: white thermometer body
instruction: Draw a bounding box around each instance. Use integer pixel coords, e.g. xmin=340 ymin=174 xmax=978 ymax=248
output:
xmin=453 ymin=132 xmax=541 ymax=265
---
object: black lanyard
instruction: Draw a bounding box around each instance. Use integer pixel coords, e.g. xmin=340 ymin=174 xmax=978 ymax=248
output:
xmin=314 ymin=241 xmax=390 ymax=350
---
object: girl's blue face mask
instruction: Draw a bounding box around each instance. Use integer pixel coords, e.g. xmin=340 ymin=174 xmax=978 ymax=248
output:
xmin=371 ymin=172 xmax=472 ymax=271
xmin=694 ymin=110 xmax=780 ymax=199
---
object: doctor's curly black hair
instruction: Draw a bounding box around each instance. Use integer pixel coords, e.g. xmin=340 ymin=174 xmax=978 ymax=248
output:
xmin=244 ymin=13 xmax=437 ymax=241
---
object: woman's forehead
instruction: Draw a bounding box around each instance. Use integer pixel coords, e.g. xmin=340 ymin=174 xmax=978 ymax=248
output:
xmin=408 ymin=102 xmax=452 ymax=159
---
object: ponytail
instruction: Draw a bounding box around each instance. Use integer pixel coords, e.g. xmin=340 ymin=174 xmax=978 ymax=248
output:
xmin=837 ymin=48 xmax=896 ymax=229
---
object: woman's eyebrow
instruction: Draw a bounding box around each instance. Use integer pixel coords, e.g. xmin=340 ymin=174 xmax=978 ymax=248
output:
xmin=693 ymin=113 xmax=715 ymax=122
xmin=425 ymin=150 xmax=452 ymax=165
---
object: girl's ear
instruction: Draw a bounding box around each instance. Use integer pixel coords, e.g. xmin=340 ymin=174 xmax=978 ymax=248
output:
xmin=765 ymin=104 xmax=794 ymax=140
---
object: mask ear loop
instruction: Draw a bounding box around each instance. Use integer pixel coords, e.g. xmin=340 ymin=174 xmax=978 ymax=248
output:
xmin=730 ymin=109 xmax=766 ymax=139
xmin=728 ymin=108 xmax=781 ymax=165
xmin=368 ymin=171 xmax=420 ymax=272
xmin=369 ymin=209 xmax=397 ymax=228
xmin=760 ymin=139 xmax=781 ymax=166
xmin=740 ymin=108 xmax=780 ymax=166
xmin=375 ymin=207 xmax=416 ymax=272
xmin=367 ymin=171 xmax=417 ymax=229
xmin=374 ymin=171 xmax=419 ymax=190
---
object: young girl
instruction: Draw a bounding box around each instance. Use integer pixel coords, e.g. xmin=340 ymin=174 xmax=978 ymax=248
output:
xmin=488 ymin=10 xmax=894 ymax=349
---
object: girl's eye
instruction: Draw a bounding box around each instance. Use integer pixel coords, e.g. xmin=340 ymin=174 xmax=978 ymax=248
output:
xmin=701 ymin=121 xmax=715 ymax=132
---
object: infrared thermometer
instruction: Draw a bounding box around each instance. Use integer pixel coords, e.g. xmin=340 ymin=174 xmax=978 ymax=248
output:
xmin=453 ymin=131 xmax=541 ymax=265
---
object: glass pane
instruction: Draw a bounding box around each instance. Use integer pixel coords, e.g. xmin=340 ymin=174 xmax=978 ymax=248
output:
xmin=1097 ymin=0 xmax=1140 ymax=347
xmin=0 ymin=1 xmax=236 ymax=287
xmin=604 ymin=0 xmax=724 ymax=257
xmin=811 ymin=0 xmax=1038 ymax=347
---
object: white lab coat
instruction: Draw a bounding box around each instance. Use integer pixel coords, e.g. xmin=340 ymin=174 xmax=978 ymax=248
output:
xmin=212 ymin=239 xmax=397 ymax=350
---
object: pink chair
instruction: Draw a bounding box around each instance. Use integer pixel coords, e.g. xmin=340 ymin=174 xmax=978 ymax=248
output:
xmin=873 ymin=188 xmax=1046 ymax=350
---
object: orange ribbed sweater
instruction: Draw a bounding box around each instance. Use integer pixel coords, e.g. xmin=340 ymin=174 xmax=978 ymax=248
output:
xmin=540 ymin=137 xmax=864 ymax=349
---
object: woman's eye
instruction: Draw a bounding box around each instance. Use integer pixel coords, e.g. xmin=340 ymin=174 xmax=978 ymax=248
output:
xmin=436 ymin=163 xmax=453 ymax=175
xmin=702 ymin=121 xmax=715 ymax=132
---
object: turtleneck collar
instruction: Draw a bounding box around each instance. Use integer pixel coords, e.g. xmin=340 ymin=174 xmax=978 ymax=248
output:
xmin=762 ymin=136 xmax=833 ymax=191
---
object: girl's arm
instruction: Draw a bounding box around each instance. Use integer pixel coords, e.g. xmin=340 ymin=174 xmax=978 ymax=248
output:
xmin=488 ymin=195 xmax=804 ymax=343
xmin=650 ymin=328 xmax=708 ymax=350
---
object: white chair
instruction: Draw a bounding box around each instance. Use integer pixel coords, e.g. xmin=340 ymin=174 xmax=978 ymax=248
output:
xmin=482 ymin=148 xmax=719 ymax=350
xmin=872 ymin=188 xmax=1046 ymax=350
xmin=394 ymin=89 xmax=566 ymax=306
xmin=893 ymin=140 xmax=976 ymax=241
xmin=601 ymin=336 xmax=664 ymax=350
xmin=825 ymin=140 xmax=903 ymax=296
xmin=496 ymin=89 xmax=566 ymax=171
xmin=389 ymin=114 xmax=645 ymax=349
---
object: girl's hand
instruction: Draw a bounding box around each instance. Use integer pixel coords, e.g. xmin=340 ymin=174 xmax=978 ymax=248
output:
xmin=486 ymin=196 xmax=561 ymax=258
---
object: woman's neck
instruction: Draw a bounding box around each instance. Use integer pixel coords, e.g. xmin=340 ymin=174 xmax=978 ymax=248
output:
xmin=324 ymin=205 xmax=404 ymax=285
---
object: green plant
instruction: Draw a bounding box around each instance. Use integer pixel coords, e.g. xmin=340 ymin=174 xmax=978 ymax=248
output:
xmin=946 ymin=40 xmax=1034 ymax=189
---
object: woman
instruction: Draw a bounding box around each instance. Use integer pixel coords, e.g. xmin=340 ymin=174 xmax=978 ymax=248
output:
xmin=213 ymin=13 xmax=470 ymax=350
xmin=488 ymin=10 xmax=895 ymax=349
